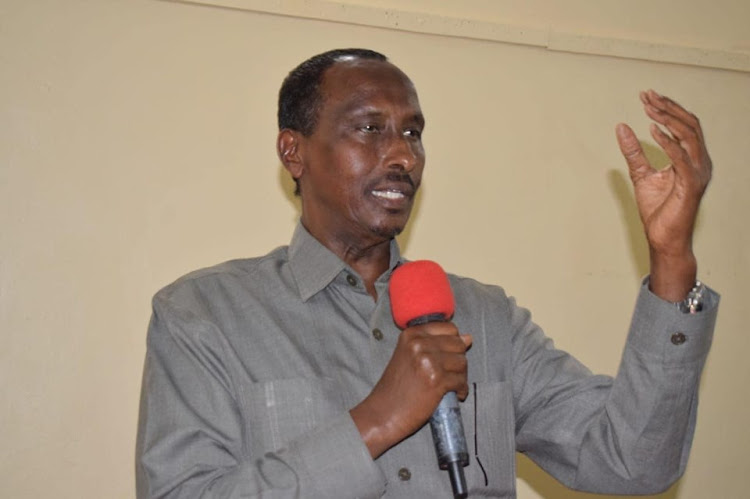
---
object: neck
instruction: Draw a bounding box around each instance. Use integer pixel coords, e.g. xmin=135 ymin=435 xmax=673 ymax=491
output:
xmin=301 ymin=220 xmax=393 ymax=299
xmin=340 ymin=241 xmax=392 ymax=299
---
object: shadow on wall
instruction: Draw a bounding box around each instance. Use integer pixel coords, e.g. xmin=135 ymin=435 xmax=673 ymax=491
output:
xmin=516 ymin=140 xmax=691 ymax=498
xmin=608 ymin=167 xmax=650 ymax=281
xmin=608 ymin=139 xmax=705 ymax=284
xmin=516 ymin=453 xmax=681 ymax=499
xmin=278 ymin=162 xmax=302 ymax=219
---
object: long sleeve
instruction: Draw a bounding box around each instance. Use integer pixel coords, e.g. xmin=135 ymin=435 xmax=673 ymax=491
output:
xmin=512 ymin=281 xmax=719 ymax=494
xmin=137 ymin=233 xmax=720 ymax=498
xmin=135 ymin=295 xmax=386 ymax=499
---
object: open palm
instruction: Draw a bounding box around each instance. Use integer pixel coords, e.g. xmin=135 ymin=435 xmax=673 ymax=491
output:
xmin=615 ymin=90 xmax=712 ymax=300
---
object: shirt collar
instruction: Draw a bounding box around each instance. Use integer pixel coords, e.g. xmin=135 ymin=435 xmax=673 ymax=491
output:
xmin=288 ymin=222 xmax=404 ymax=302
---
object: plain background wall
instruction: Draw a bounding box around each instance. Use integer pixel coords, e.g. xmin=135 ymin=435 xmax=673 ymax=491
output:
xmin=1 ymin=0 xmax=748 ymax=497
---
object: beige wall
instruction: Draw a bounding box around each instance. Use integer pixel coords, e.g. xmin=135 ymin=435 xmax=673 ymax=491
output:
xmin=1 ymin=0 xmax=748 ymax=497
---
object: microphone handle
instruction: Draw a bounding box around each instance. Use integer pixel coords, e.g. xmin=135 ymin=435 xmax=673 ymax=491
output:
xmin=407 ymin=314 xmax=469 ymax=498
xmin=430 ymin=392 xmax=469 ymax=498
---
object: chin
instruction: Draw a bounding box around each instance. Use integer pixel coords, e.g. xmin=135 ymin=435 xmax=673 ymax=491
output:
xmin=366 ymin=211 xmax=411 ymax=239
xmin=379 ymin=227 xmax=404 ymax=238
xmin=370 ymin=222 xmax=406 ymax=239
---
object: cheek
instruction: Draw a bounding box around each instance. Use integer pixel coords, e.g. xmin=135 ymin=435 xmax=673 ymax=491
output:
xmin=334 ymin=150 xmax=377 ymax=184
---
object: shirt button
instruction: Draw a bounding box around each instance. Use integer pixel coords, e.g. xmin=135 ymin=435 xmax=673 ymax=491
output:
xmin=671 ymin=332 xmax=687 ymax=345
xmin=398 ymin=467 xmax=411 ymax=481
xmin=372 ymin=328 xmax=383 ymax=341
xmin=346 ymin=274 xmax=357 ymax=286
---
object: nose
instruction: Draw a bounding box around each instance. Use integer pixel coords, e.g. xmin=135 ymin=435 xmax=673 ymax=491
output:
xmin=384 ymin=132 xmax=423 ymax=173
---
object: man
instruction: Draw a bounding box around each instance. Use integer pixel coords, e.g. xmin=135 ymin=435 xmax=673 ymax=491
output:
xmin=137 ymin=48 xmax=718 ymax=498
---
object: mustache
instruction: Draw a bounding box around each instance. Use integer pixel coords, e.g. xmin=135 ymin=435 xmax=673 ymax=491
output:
xmin=384 ymin=171 xmax=416 ymax=189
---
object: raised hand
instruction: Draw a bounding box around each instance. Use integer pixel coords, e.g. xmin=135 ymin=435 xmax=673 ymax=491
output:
xmin=615 ymin=90 xmax=712 ymax=301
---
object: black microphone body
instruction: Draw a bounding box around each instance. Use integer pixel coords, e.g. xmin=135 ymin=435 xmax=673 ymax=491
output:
xmin=407 ymin=313 xmax=469 ymax=499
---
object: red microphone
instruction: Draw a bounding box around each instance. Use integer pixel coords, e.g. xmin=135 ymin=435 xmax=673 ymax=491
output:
xmin=390 ymin=260 xmax=455 ymax=328
xmin=390 ymin=261 xmax=469 ymax=499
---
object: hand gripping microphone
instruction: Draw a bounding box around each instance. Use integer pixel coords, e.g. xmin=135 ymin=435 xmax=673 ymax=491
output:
xmin=390 ymin=260 xmax=469 ymax=499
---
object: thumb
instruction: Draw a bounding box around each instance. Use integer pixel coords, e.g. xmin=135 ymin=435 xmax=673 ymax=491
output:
xmin=616 ymin=123 xmax=654 ymax=183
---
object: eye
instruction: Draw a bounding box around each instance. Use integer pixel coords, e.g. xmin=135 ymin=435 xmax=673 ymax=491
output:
xmin=359 ymin=124 xmax=380 ymax=133
xmin=404 ymin=128 xmax=422 ymax=139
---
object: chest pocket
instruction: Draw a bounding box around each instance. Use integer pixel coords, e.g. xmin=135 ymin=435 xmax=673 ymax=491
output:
xmin=460 ymin=381 xmax=517 ymax=498
xmin=239 ymin=376 xmax=344 ymax=455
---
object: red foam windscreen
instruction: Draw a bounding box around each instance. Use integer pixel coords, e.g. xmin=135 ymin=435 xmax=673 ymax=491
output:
xmin=390 ymin=260 xmax=455 ymax=329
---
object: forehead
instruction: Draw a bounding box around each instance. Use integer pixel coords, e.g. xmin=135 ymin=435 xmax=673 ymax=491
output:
xmin=318 ymin=59 xmax=421 ymax=115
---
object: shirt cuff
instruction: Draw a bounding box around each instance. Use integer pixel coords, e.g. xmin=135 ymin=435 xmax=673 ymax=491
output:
xmin=626 ymin=277 xmax=719 ymax=365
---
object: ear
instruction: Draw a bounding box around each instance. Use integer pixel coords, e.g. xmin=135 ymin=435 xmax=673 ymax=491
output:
xmin=277 ymin=129 xmax=305 ymax=182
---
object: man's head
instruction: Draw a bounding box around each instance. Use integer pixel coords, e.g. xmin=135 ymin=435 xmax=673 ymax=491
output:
xmin=276 ymin=49 xmax=426 ymax=247
xmin=278 ymin=48 xmax=388 ymax=137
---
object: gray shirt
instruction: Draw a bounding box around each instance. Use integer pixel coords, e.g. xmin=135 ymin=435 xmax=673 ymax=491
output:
xmin=136 ymin=224 xmax=719 ymax=498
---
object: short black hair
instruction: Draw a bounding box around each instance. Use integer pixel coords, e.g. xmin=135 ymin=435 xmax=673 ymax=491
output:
xmin=278 ymin=48 xmax=388 ymax=136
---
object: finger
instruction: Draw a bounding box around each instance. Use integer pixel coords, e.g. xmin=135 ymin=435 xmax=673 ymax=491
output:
xmin=409 ymin=343 xmax=467 ymax=392
xmin=439 ymin=350 xmax=468 ymax=374
xmin=643 ymin=110 xmax=703 ymax=168
xmin=615 ymin=123 xmax=654 ymax=183
xmin=656 ymin=93 xmax=712 ymax=182
xmin=429 ymin=334 xmax=471 ymax=354
xmin=407 ymin=321 xmax=460 ymax=338
xmin=455 ymin=382 xmax=470 ymax=401
xmin=642 ymin=90 xmax=705 ymax=143
xmin=641 ymin=97 xmax=704 ymax=166
xmin=641 ymin=90 xmax=700 ymax=129
xmin=404 ymin=331 xmax=468 ymax=358
xmin=649 ymin=124 xmax=693 ymax=177
xmin=641 ymin=100 xmax=696 ymax=143
xmin=435 ymin=359 xmax=469 ymax=400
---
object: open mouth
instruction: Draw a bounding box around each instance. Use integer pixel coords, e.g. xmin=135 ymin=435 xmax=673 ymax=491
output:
xmin=372 ymin=189 xmax=407 ymax=200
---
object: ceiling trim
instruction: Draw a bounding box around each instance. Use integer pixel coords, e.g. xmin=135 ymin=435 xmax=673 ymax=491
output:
xmin=167 ymin=0 xmax=750 ymax=73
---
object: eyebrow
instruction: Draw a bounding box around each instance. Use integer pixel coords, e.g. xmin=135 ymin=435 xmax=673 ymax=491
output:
xmin=347 ymin=108 xmax=426 ymax=128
